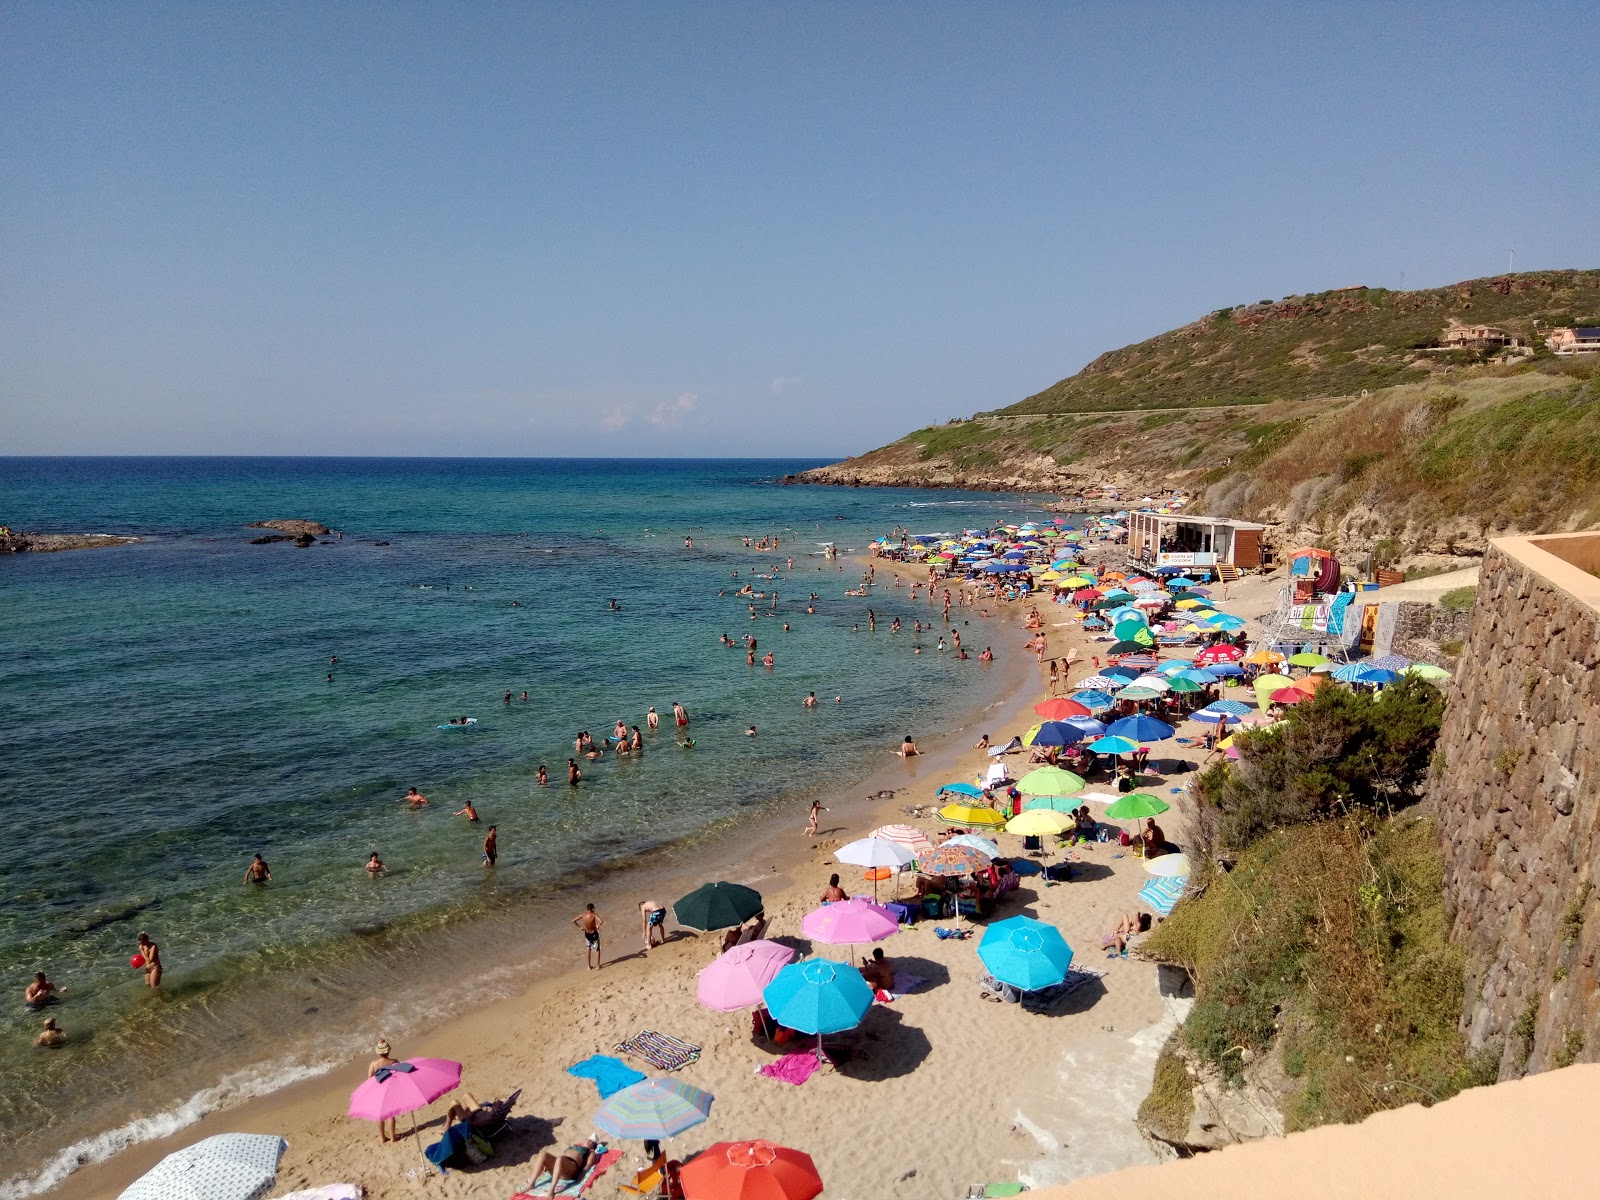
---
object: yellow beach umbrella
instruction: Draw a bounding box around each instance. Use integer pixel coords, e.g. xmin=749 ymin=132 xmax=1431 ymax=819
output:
xmin=937 ymin=802 xmax=1007 ymax=829
xmin=1174 ymin=598 xmax=1203 ymax=609
xmin=1190 ymin=608 xmax=1218 ymax=619
xmin=1062 ymin=576 xmax=1095 ymax=588
xmin=1006 ymin=809 xmax=1073 ymax=836
xmin=1244 ymin=649 xmax=1285 ymax=666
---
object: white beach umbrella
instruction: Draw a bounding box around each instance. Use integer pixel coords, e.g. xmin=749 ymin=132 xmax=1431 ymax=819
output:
xmin=1127 ymin=675 xmax=1171 ymax=692
xmin=836 ymin=838 xmax=917 ymax=869
xmin=119 ymin=1134 xmax=287 ymax=1200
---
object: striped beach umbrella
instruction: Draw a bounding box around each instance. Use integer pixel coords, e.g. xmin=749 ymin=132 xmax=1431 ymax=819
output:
xmin=119 ymin=1134 xmax=288 ymax=1200
xmin=594 ymin=1078 xmax=713 ymax=1140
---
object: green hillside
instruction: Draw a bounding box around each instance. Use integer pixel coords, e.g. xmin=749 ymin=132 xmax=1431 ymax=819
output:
xmin=1002 ymin=270 xmax=1600 ymax=415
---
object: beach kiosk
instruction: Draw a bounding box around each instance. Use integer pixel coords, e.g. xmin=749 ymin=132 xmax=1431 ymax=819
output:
xmin=1126 ymin=513 xmax=1266 ymax=575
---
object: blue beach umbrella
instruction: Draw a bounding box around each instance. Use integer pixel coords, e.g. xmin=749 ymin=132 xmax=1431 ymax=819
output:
xmin=1030 ymin=721 xmax=1085 ymax=747
xmin=1155 ymin=660 xmax=1195 ymax=675
xmin=1101 ymin=666 xmax=1140 ymax=681
xmin=1203 ymin=699 xmax=1255 ymax=715
xmin=1088 ymin=735 xmax=1139 ymax=755
xmin=1069 ymin=690 xmax=1115 ymax=712
xmin=1209 ymin=614 xmax=1247 ymax=632
xmin=1178 ymin=668 xmax=1221 ymax=684
xmin=978 ymin=915 xmax=1074 ymax=991
xmin=762 ymin=959 xmax=875 ymax=1035
xmin=936 ymin=782 xmax=984 ymax=798
xmin=1370 ymin=654 xmax=1411 ymax=671
xmin=594 ymin=1078 xmax=714 ymax=1140
xmin=1063 ymin=716 xmax=1108 ymax=738
xmin=1207 ymin=662 xmax=1245 ymax=677
xmin=1191 ymin=710 xmax=1240 ymax=725
xmin=1107 ymin=714 xmax=1176 ymax=742
xmin=1332 ymin=663 xmax=1379 ymax=683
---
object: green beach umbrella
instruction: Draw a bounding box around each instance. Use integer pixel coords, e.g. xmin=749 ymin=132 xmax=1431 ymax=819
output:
xmin=1288 ymin=652 xmax=1329 ymax=668
xmin=1103 ymin=793 xmax=1171 ymax=820
xmin=1015 ymin=766 xmax=1087 ymax=797
xmin=674 ymin=881 xmax=764 ymax=932
xmin=1405 ymin=663 xmax=1452 ymax=680
xmin=1164 ymin=677 xmax=1203 ymax=693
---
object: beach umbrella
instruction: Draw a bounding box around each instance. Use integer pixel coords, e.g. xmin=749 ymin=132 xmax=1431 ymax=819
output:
xmin=1022 ymin=794 xmax=1084 ymax=813
xmin=1244 ymin=649 xmax=1285 ymax=666
xmin=1359 ymin=667 xmax=1399 ymax=684
xmin=918 ymin=844 xmax=989 ymax=876
xmin=1101 ymin=665 xmax=1140 ymax=680
xmin=1252 ymin=673 xmax=1295 ymax=706
xmin=1190 ymin=709 xmax=1239 ymax=725
xmin=349 ymin=1058 xmax=461 ymax=1124
xmin=1115 ymin=685 xmax=1163 ymax=701
xmin=673 ymin=882 xmax=765 ymax=932
xmin=1107 ymin=714 xmax=1176 ymax=742
xmin=871 ymin=824 xmax=934 ymax=856
xmin=1088 ymin=735 xmax=1139 ymax=755
xmin=1178 ymin=668 xmax=1220 ymax=684
xmin=942 ymin=833 xmax=1000 ymax=858
xmin=697 ymin=941 xmax=798 ymax=1011
xmin=1194 ymin=644 xmax=1243 ymax=665
xmin=1102 ymin=793 xmax=1170 ymax=820
xmin=1127 ymin=674 xmax=1171 ymax=692
xmin=935 ymin=781 xmax=984 ymax=798
xmin=1174 ymin=598 xmax=1203 ymax=609
xmin=834 ymin=838 xmax=916 ymax=900
xmin=1033 ymin=697 xmax=1091 ymax=720
xmin=118 ymin=1134 xmax=287 ymax=1200
xmin=802 ymin=898 xmax=900 ymax=949
xmin=1069 ymin=690 xmax=1116 ymax=712
xmin=1370 ymin=654 xmax=1411 ymax=671
xmin=1288 ymin=651 xmax=1328 ymax=668
xmin=1144 ymin=853 xmax=1193 ymax=878
xmin=1061 ymin=715 xmax=1108 ymax=738
xmin=1209 ymin=614 xmax=1247 ymax=632
xmin=762 ymin=959 xmax=874 ymax=1036
xmin=1207 ymin=662 xmax=1246 ymax=677
xmin=1075 ymin=675 xmax=1121 ymax=690
xmin=1006 ymin=809 xmax=1073 ymax=836
xmin=1108 ymin=640 xmax=1150 ymax=656
xmin=1270 ymin=687 xmax=1306 ymax=705
xmin=1028 ymin=720 xmax=1085 ymax=747
xmin=1164 ymin=677 xmax=1204 ymax=694
xmin=937 ymin=802 xmax=1007 ymax=829
xmin=978 ymin=915 xmax=1074 ymax=992
xmin=1155 ymin=659 xmax=1195 ymax=675
xmin=594 ymin=1078 xmax=714 ymax=1140
xmin=1015 ymin=765 xmax=1087 ymax=797
xmin=1405 ymin=663 xmax=1452 ymax=681
xmin=679 ymin=1139 xmax=823 ymax=1200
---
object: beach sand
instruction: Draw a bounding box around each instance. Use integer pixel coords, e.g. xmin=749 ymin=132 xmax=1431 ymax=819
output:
xmin=70 ymin=545 xmax=1274 ymax=1200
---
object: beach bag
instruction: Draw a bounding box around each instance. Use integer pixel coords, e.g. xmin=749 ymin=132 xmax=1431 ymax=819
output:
xmin=1119 ymin=829 xmax=1132 ymax=846
xmin=463 ymin=1131 xmax=493 ymax=1164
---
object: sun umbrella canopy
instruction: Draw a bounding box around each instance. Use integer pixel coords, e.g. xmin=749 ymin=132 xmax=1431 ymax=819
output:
xmin=801 ymin=898 xmax=900 ymax=945
xmin=942 ymin=833 xmax=1000 ymax=858
xmin=918 ymin=844 xmax=990 ymax=877
xmin=762 ymin=959 xmax=875 ymax=1035
xmin=835 ymin=838 xmax=917 ymax=870
xmin=937 ymin=802 xmax=1007 ymax=829
xmin=1088 ymin=735 xmax=1139 ymax=755
xmin=935 ymin=781 xmax=984 ymax=798
xmin=1006 ymin=809 xmax=1073 ymax=836
xmin=1015 ymin=766 xmax=1087 ymax=796
xmin=698 ymin=941 xmax=798 ymax=1011
xmin=1023 ymin=794 xmax=1084 ymax=813
xmin=1101 ymin=665 xmax=1140 ymax=680
xmin=1144 ymin=853 xmax=1193 ymax=878
xmin=1075 ymin=675 xmax=1121 ymax=690
xmin=1069 ymin=689 xmax=1116 ymax=711
xmin=1028 ymin=720 xmax=1086 ymax=747
xmin=1062 ymin=715 xmax=1108 ymax=737
xmin=1034 ymin=697 xmax=1091 ymax=720
xmin=978 ymin=915 xmax=1074 ymax=991
xmin=595 ymin=1078 xmax=714 ymax=1140
xmin=1106 ymin=714 xmax=1176 ymax=742
xmin=674 ymin=882 xmax=765 ymax=932
xmin=348 ymin=1058 xmax=462 ymax=1122
xmin=1103 ymin=793 xmax=1171 ymax=820
xmin=1405 ymin=663 xmax=1452 ymax=681
xmin=1165 ymin=677 xmax=1204 ymax=694
xmin=679 ymin=1139 xmax=824 ymax=1200
xmin=1370 ymin=654 xmax=1411 ymax=670
xmin=871 ymin=824 xmax=934 ymax=856
xmin=1195 ymin=644 xmax=1244 ymax=664
xmin=119 ymin=1134 xmax=288 ymax=1200
xmin=1288 ymin=651 xmax=1329 ymax=667
xmin=1191 ymin=709 xmax=1239 ymax=724
xmin=1270 ymin=687 xmax=1306 ymax=704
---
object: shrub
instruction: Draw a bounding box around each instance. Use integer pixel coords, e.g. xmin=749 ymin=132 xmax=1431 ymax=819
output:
xmin=1138 ymin=1038 xmax=1196 ymax=1139
xmin=1439 ymin=586 xmax=1477 ymax=612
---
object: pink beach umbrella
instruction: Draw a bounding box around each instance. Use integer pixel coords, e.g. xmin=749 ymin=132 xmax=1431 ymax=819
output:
xmin=697 ymin=940 xmax=798 ymax=1012
xmin=349 ymin=1058 xmax=461 ymax=1144
xmin=801 ymin=898 xmax=900 ymax=956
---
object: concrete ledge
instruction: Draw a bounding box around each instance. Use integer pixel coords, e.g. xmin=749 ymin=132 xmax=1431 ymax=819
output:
xmin=1494 ymin=532 xmax=1600 ymax=614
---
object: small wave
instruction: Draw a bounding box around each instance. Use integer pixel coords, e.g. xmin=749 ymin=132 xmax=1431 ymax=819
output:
xmin=0 ymin=1055 xmax=338 ymax=1200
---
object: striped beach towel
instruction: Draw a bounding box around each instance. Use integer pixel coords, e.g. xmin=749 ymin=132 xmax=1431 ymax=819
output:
xmin=1138 ymin=874 xmax=1189 ymax=916
xmin=615 ymin=1029 xmax=702 ymax=1072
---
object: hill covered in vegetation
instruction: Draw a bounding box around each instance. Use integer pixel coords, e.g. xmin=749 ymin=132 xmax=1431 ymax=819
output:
xmin=794 ymin=270 xmax=1600 ymax=564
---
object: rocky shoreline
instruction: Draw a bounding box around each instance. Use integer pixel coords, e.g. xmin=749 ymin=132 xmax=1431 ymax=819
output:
xmin=0 ymin=531 xmax=139 ymax=554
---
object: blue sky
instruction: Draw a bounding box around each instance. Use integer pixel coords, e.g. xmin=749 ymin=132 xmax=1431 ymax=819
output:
xmin=2 ymin=2 xmax=1594 ymax=458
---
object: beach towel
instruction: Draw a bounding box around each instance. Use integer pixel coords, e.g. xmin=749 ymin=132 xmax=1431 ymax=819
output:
xmin=567 ymin=1054 xmax=645 ymax=1098
xmin=515 ymin=1146 xmax=620 ymax=1198
xmin=1138 ymin=874 xmax=1189 ymax=916
xmin=758 ymin=1051 xmax=821 ymax=1086
xmin=615 ymin=1029 xmax=701 ymax=1072
xmin=893 ymin=972 xmax=930 ymax=994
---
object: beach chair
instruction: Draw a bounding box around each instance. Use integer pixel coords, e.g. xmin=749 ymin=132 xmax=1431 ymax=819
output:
xmin=618 ymin=1154 xmax=667 ymax=1196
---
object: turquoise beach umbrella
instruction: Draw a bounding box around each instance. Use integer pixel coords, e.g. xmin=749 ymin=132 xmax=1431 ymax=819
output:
xmin=762 ymin=959 xmax=874 ymax=1035
xmin=1088 ymin=735 xmax=1139 ymax=755
xmin=978 ymin=915 xmax=1074 ymax=991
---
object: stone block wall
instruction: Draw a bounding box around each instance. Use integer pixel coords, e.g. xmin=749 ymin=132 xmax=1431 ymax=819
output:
xmin=1390 ymin=601 xmax=1473 ymax=668
xmin=1431 ymin=535 xmax=1600 ymax=1078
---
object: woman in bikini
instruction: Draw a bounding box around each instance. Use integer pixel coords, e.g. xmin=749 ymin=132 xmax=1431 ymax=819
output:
xmin=530 ymin=1139 xmax=597 ymax=1197
xmin=135 ymin=932 xmax=161 ymax=988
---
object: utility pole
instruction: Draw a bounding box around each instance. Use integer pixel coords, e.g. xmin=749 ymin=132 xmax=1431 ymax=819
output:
xmin=1509 ymin=248 xmax=1515 ymax=275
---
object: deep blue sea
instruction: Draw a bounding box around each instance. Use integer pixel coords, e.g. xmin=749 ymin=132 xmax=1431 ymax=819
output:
xmin=0 ymin=457 xmax=1048 ymax=1196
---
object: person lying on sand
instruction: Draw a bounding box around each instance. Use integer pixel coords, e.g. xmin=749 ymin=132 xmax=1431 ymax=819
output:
xmin=1102 ymin=911 xmax=1153 ymax=957
xmin=529 ymin=1138 xmax=597 ymax=1197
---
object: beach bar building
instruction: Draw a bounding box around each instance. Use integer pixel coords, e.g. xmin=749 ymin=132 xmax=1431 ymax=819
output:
xmin=1127 ymin=512 xmax=1266 ymax=572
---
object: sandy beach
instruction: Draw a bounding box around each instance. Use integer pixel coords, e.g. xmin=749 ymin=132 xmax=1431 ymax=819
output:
xmin=68 ymin=541 xmax=1288 ymax=1200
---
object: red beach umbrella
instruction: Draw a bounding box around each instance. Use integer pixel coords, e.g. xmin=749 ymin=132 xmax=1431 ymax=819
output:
xmin=1270 ymin=687 xmax=1305 ymax=705
xmin=1033 ymin=697 xmax=1091 ymax=720
xmin=680 ymin=1139 xmax=823 ymax=1200
xmin=1195 ymin=644 xmax=1244 ymax=665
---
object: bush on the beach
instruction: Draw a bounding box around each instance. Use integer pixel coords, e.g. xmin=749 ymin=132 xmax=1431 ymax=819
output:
xmin=1143 ymin=814 xmax=1493 ymax=1130
xmin=1198 ymin=677 xmax=1445 ymax=853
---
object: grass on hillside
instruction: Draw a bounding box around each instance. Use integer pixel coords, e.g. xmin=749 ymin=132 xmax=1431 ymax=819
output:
xmin=1141 ymin=813 xmax=1496 ymax=1131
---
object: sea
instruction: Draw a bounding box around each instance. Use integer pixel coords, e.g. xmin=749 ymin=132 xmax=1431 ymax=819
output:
xmin=0 ymin=457 xmax=1053 ymax=1198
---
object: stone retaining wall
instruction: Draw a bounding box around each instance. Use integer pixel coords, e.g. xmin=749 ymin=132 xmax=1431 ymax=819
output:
xmin=1431 ymin=534 xmax=1600 ymax=1078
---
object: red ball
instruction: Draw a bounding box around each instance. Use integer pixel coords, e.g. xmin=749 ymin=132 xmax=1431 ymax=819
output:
xmin=130 ymin=954 xmax=146 ymax=968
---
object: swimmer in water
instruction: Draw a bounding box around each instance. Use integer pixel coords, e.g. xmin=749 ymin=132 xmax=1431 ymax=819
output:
xmin=406 ymin=787 xmax=429 ymax=807
xmin=243 ymin=853 xmax=271 ymax=885
xmin=537 ymin=763 xmax=549 ymax=786
xmin=366 ymin=853 xmax=387 ymax=876
xmin=453 ymin=801 xmax=479 ymax=822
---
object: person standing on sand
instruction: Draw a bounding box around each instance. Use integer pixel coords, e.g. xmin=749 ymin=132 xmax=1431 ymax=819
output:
xmin=367 ymin=1039 xmax=400 ymax=1142
xmin=134 ymin=932 xmax=161 ymax=988
xmin=647 ymin=706 xmax=660 ymax=731
xmin=574 ymin=904 xmax=604 ymax=969
xmin=640 ymin=899 xmax=667 ymax=950
xmin=806 ymin=799 xmax=827 ymax=837
xmin=243 ymin=853 xmax=271 ymax=886
xmin=482 ymin=826 xmax=497 ymax=867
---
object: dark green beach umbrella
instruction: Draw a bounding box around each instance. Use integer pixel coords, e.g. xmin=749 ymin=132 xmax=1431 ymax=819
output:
xmin=674 ymin=881 xmax=764 ymax=931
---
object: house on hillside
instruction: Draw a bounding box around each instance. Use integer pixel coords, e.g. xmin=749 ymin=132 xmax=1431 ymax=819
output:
xmin=1439 ymin=324 xmax=1523 ymax=348
xmin=1546 ymin=326 xmax=1600 ymax=355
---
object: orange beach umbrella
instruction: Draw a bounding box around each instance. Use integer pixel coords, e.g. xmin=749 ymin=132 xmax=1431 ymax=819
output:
xmin=679 ymin=1139 xmax=823 ymax=1200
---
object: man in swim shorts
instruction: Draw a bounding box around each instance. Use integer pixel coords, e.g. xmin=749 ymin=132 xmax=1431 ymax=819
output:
xmin=640 ymin=899 xmax=667 ymax=950
xmin=672 ymin=701 xmax=689 ymax=728
xmin=243 ymin=853 xmax=271 ymax=885
xmin=482 ymin=826 xmax=497 ymax=867
xmin=574 ymin=903 xmax=604 ymax=969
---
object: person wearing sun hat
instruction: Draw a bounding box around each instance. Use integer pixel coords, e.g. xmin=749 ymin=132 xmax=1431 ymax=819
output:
xmin=367 ymin=1037 xmax=399 ymax=1141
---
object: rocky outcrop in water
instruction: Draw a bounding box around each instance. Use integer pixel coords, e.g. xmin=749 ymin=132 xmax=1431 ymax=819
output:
xmin=0 ymin=531 xmax=138 ymax=554
xmin=247 ymin=519 xmax=329 ymax=537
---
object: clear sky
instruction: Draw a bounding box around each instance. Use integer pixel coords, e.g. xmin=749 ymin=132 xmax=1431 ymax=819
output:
xmin=2 ymin=2 xmax=1594 ymax=458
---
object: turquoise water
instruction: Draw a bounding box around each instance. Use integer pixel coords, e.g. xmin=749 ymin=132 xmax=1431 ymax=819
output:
xmin=0 ymin=457 xmax=1045 ymax=1196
